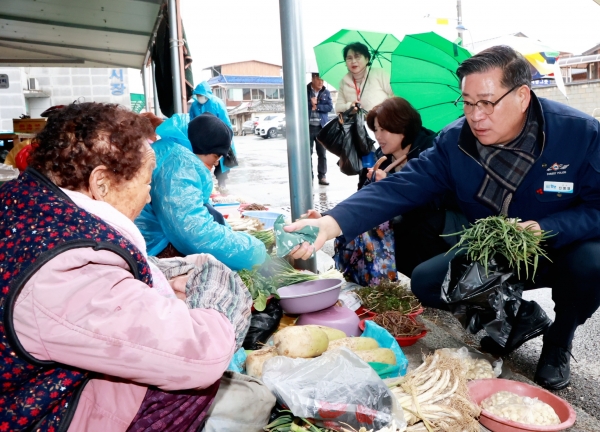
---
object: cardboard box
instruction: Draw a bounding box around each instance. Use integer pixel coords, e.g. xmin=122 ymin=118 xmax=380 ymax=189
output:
xmin=12 ymin=118 xmax=47 ymax=134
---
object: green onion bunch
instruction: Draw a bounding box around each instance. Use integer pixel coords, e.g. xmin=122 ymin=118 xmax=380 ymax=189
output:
xmin=445 ymin=215 xmax=553 ymax=280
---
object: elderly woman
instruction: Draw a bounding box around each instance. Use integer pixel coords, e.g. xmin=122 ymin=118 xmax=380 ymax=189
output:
xmin=135 ymin=112 xmax=266 ymax=270
xmin=0 ymin=103 xmax=273 ymax=431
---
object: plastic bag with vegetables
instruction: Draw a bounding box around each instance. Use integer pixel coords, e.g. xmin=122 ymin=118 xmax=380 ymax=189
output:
xmin=274 ymin=215 xmax=319 ymax=258
xmin=262 ymin=348 xmax=406 ymax=431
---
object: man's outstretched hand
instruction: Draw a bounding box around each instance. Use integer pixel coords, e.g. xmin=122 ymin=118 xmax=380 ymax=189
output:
xmin=283 ymin=215 xmax=342 ymax=260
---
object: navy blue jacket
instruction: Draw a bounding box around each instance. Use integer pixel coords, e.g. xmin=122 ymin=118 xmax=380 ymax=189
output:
xmin=328 ymin=93 xmax=600 ymax=250
xmin=307 ymin=83 xmax=333 ymax=128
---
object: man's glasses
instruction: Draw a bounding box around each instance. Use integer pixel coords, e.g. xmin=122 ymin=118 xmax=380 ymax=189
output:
xmin=454 ymin=85 xmax=520 ymax=115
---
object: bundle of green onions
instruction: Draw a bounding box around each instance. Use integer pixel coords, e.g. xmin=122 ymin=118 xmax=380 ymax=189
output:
xmin=446 ymin=215 xmax=553 ymax=280
xmin=250 ymin=229 xmax=276 ymax=250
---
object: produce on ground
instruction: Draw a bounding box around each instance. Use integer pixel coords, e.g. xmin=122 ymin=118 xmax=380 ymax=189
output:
xmin=238 ymin=267 xmax=278 ymax=311
xmin=246 ymin=346 xmax=278 ymax=379
xmin=212 ymin=195 xmax=246 ymax=204
xmin=244 ymin=203 xmax=268 ymax=211
xmin=437 ymin=348 xmax=498 ymax=380
xmin=481 ymin=391 xmax=560 ymax=426
xmin=274 ymin=326 xmax=330 ymax=358
xmin=354 ymin=348 xmax=397 ymax=365
xmin=372 ymin=312 xmax=426 ymax=337
xmin=327 ymin=337 xmax=379 ymax=351
xmin=303 ymin=325 xmax=346 ymax=341
xmin=389 ymin=352 xmax=481 ymax=431
xmin=356 ymin=280 xmax=421 ymax=315
xmin=445 ymin=215 xmax=553 ymax=279
xmin=264 ymin=410 xmax=337 ymax=432
xmin=228 ymin=216 xmax=264 ymax=232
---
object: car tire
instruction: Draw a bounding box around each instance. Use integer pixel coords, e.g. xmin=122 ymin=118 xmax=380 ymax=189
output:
xmin=268 ymin=128 xmax=278 ymax=139
xmin=242 ymin=131 xmax=246 ymax=136
xmin=262 ymin=135 xmax=268 ymax=139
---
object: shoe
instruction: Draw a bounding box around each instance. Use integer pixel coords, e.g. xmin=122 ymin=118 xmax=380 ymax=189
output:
xmin=534 ymin=343 xmax=573 ymax=390
xmin=318 ymin=177 xmax=330 ymax=186
xmin=479 ymin=300 xmax=552 ymax=356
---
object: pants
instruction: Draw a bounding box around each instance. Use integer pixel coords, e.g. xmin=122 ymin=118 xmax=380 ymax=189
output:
xmin=214 ymin=164 xmax=228 ymax=187
xmin=411 ymin=239 xmax=600 ymax=347
xmin=309 ymin=125 xmax=327 ymax=180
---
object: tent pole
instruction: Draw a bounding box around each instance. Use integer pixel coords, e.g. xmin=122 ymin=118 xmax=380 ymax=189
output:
xmin=279 ymin=0 xmax=316 ymax=272
xmin=168 ymin=0 xmax=183 ymax=113
xmin=141 ymin=65 xmax=151 ymax=112
xmin=175 ymin=0 xmax=187 ymax=113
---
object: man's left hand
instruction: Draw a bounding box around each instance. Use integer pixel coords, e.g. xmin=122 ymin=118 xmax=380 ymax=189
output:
xmin=517 ymin=220 xmax=541 ymax=235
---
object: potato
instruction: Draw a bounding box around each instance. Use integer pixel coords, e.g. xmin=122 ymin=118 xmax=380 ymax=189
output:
xmin=302 ymin=325 xmax=346 ymax=341
xmin=274 ymin=326 xmax=329 ymax=358
xmin=327 ymin=337 xmax=379 ymax=351
xmin=354 ymin=348 xmax=396 ymax=365
xmin=245 ymin=346 xmax=277 ymax=378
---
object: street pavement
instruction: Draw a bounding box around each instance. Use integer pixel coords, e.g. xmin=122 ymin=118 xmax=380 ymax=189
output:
xmin=225 ymin=134 xmax=600 ymax=429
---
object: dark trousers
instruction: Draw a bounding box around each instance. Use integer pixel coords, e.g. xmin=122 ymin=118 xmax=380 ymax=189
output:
xmin=411 ymin=239 xmax=600 ymax=348
xmin=309 ymin=125 xmax=327 ymax=180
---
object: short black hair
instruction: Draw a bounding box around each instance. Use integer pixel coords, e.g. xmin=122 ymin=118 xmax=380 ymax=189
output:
xmin=456 ymin=45 xmax=532 ymax=89
xmin=366 ymin=97 xmax=422 ymax=149
xmin=343 ymin=42 xmax=371 ymax=63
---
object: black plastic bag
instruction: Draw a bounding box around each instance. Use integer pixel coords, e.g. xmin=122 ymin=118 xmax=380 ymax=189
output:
xmin=441 ymin=254 xmax=523 ymax=348
xmin=316 ymin=108 xmax=354 ymax=157
xmin=242 ymin=299 xmax=283 ymax=350
xmin=352 ymin=109 xmax=376 ymax=157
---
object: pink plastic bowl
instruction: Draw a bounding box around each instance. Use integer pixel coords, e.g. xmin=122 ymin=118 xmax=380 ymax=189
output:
xmin=297 ymin=305 xmax=362 ymax=336
xmin=468 ymin=379 xmax=576 ymax=432
xmin=277 ymin=278 xmax=343 ymax=315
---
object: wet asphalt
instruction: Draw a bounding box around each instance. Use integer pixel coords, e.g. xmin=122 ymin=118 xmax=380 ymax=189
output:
xmin=226 ymin=134 xmax=600 ymax=428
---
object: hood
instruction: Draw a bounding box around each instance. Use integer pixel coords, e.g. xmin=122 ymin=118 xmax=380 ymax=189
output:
xmin=192 ymin=81 xmax=213 ymax=97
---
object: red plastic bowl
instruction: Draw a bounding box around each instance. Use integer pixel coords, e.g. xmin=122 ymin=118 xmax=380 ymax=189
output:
xmin=358 ymin=319 xmax=427 ymax=347
xmin=468 ymin=379 xmax=576 ymax=432
xmin=355 ymin=306 xmax=377 ymax=319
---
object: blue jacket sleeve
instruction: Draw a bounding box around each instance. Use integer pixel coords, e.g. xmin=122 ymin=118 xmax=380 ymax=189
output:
xmin=316 ymin=89 xmax=333 ymax=114
xmin=538 ymin=122 xmax=600 ymax=248
xmin=150 ymin=146 xmax=266 ymax=270
xmin=328 ymin=136 xmax=453 ymax=241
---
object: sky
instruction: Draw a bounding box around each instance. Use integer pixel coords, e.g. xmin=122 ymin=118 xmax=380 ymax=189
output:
xmin=178 ymin=0 xmax=600 ymax=83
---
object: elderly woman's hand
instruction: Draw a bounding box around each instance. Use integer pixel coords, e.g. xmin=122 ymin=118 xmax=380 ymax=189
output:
xmin=301 ymin=209 xmax=322 ymax=219
xmin=367 ymin=168 xmax=387 ymax=182
xmin=283 ymin=215 xmax=342 ymax=260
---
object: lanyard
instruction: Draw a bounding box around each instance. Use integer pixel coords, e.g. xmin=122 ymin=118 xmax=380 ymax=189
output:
xmin=352 ymin=77 xmax=362 ymax=100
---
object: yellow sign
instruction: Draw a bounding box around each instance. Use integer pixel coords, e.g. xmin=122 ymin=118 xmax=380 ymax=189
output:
xmin=436 ymin=18 xmax=449 ymax=25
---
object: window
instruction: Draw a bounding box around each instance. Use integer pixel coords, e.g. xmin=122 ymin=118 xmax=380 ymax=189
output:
xmin=242 ymin=88 xmax=251 ymax=100
xmin=252 ymin=89 xmax=265 ymax=100
xmin=227 ymin=88 xmax=243 ymax=101
xmin=265 ymin=88 xmax=284 ymax=100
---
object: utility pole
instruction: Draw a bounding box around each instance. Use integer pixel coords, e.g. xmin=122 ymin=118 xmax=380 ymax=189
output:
xmin=457 ymin=0 xmax=463 ymax=41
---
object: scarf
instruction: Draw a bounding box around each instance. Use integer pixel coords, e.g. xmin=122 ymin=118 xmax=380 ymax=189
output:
xmin=475 ymin=104 xmax=541 ymax=214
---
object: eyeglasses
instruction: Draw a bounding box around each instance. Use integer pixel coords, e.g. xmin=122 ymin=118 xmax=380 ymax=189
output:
xmin=345 ymin=54 xmax=365 ymax=63
xmin=454 ymin=85 xmax=520 ymax=115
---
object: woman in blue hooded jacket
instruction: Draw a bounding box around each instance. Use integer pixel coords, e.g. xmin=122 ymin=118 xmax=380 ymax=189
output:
xmin=135 ymin=112 xmax=266 ymax=271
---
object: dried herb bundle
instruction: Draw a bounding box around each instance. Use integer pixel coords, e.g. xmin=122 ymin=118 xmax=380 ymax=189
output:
xmin=373 ymin=311 xmax=426 ymax=337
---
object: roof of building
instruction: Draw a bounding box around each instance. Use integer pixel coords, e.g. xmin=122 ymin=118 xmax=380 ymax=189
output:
xmin=583 ymin=43 xmax=600 ymax=56
xmin=208 ymin=75 xmax=283 ymax=85
xmin=203 ymin=60 xmax=282 ymax=70
xmin=228 ymin=100 xmax=285 ymax=115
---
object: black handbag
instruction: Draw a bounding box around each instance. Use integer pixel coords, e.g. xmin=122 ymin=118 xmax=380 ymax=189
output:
xmin=223 ymin=147 xmax=238 ymax=168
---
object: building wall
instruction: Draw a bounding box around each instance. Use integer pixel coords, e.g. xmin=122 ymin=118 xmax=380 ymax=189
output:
xmin=221 ymin=61 xmax=281 ymax=76
xmin=534 ymin=80 xmax=600 ymax=116
xmin=0 ymin=68 xmax=27 ymax=131
xmin=0 ymin=67 xmax=131 ymax=131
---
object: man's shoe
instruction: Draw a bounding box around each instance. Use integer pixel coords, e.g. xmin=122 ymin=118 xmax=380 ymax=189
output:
xmin=318 ymin=177 xmax=330 ymax=186
xmin=479 ymin=300 xmax=552 ymax=356
xmin=534 ymin=343 xmax=573 ymax=390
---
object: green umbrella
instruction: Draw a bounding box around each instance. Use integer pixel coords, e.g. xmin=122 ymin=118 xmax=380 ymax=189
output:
xmin=314 ymin=29 xmax=400 ymax=90
xmin=390 ymin=32 xmax=471 ymax=132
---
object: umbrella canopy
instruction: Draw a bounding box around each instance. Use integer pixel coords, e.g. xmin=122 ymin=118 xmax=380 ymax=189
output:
xmin=473 ymin=35 xmax=560 ymax=79
xmin=390 ymin=32 xmax=471 ymax=132
xmin=314 ymin=29 xmax=400 ymax=89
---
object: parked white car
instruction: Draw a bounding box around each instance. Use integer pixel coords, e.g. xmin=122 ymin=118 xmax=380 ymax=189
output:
xmin=254 ymin=115 xmax=284 ymax=139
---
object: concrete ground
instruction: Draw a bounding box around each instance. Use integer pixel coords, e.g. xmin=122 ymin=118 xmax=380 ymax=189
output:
xmin=225 ymin=134 xmax=600 ymax=430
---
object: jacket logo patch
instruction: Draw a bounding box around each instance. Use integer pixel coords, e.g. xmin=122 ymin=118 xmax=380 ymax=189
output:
xmin=546 ymin=162 xmax=569 ymax=176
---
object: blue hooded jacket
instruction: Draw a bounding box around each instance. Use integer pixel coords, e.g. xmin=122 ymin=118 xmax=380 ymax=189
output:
xmin=135 ymin=114 xmax=266 ymax=270
xmin=190 ymin=81 xmax=236 ymax=173
xmin=328 ymin=93 xmax=600 ymax=251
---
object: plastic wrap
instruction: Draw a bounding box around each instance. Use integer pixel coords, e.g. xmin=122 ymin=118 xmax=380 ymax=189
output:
xmin=438 ymin=347 xmax=503 ymax=380
xmin=441 ymin=254 xmax=524 ymax=348
xmin=262 ymin=348 xmax=406 ymax=431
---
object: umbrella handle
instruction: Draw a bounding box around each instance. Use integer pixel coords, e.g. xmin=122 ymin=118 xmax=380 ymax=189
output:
xmin=383 ymin=155 xmax=408 ymax=173
xmin=369 ymin=156 xmax=388 ymax=182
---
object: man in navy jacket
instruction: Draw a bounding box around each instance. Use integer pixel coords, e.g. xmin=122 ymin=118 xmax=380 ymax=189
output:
xmin=307 ymin=73 xmax=333 ymax=185
xmin=287 ymin=46 xmax=600 ymax=390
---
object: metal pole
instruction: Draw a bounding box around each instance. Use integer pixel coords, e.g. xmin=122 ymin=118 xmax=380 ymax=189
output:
xmin=175 ymin=0 xmax=187 ymax=113
xmin=279 ymin=0 xmax=315 ymax=272
xmin=168 ymin=0 xmax=183 ymax=113
xmin=141 ymin=65 xmax=151 ymax=112
xmin=152 ymin=61 xmax=161 ymax=116
xmin=456 ymin=0 xmax=463 ymax=41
